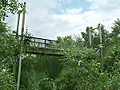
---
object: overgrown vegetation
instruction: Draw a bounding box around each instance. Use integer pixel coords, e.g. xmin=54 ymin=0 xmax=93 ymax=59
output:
xmin=19 ymin=20 xmax=120 ymax=90
xmin=0 ymin=0 xmax=120 ymax=90
xmin=0 ymin=0 xmax=22 ymax=20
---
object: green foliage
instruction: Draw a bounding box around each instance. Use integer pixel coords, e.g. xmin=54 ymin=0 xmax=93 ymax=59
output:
xmin=0 ymin=67 xmax=15 ymax=89
xmin=55 ymin=20 xmax=120 ymax=89
xmin=1 ymin=1 xmax=120 ymax=89
xmin=0 ymin=20 xmax=21 ymax=89
xmin=21 ymin=70 xmax=53 ymax=90
xmin=27 ymin=71 xmax=52 ymax=90
xmin=112 ymin=19 xmax=120 ymax=36
xmin=0 ymin=0 xmax=22 ymax=20
xmin=56 ymin=38 xmax=103 ymax=89
xmin=20 ymin=54 xmax=62 ymax=90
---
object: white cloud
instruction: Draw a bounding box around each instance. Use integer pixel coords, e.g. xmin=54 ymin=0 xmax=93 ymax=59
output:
xmin=91 ymin=0 xmax=120 ymax=10
xmin=66 ymin=8 xmax=82 ymax=14
xmin=5 ymin=0 xmax=120 ymax=40
xmin=58 ymin=0 xmax=72 ymax=3
xmin=88 ymin=0 xmax=120 ymax=32
xmin=90 ymin=0 xmax=120 ymax=17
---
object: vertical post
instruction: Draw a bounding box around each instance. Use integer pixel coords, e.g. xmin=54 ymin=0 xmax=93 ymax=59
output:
xmin=34 ymin=38 xmax=36 ymax=47
xmin=99 ymin=25 xmax=102 ymax=44
xmin=16 ymin=51 xmax=22 ymax=90
xmin=14 ymin=10 xmax=21 ymax=84
xmin=21 ymin=2 xmax=26 ymax=40
xmin=98 ymin=24 xmax=103 ymax=58
xmin=44 ymin=39 xmax=47 ymax=53
xmin=45 ymin=39 xmax=46 ymax=48
xmin=38 ymin=42 xmax=40 ymax=48
xmin=16 ymin=11 xmax=21 ymax=38
xmin=89 ymin=27 xmax=92 ymax=47
xmin=17 ymin=2 xmax=26 ymax=90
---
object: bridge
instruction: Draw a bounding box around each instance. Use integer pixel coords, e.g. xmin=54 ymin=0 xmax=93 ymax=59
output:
xmin=15 ymin=2 xmax=64 ymax=56
xmin=17 ymin=35 xmax=64 ymax=56
xmin=15 ymin=3 xmax=64 ymax=90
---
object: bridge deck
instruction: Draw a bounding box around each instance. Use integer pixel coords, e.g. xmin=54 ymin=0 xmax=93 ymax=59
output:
xmin=17 ymin=35 xmax=63 ymax=56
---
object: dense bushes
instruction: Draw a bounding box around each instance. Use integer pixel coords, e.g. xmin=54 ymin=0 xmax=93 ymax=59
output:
xmin=55 ymin=43 xmax=120 ymax=90
xmin=20 ymin=20 xmax=120 ymax=89
xmin=0 ymin=21 xmax=21 ymax=89
xmin=1 ymin=0 xmax=120 ymax=89
xmin=54 ymin=20 xmax=120 ymax=90
xmin=1 ymin=18 xmax=120 ymax=89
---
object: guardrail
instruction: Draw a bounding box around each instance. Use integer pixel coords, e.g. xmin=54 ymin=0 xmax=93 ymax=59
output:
xmin=16 ymin=35 xmax=59 ymax=49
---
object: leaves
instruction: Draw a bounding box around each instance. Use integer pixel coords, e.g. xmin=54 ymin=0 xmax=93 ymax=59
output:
xmin=55 ymin=20 xmax=120 ymax=90
xmin=0 ymin=0 xmax=22 ymax=20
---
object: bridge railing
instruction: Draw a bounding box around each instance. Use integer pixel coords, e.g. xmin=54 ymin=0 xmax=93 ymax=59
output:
xmin=16 ymin=35 xmax=59 ymax=49
xmin=28 ymin=36 xmax=57 ymax=49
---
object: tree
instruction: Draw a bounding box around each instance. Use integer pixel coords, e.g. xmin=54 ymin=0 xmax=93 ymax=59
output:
xmin=0 ymin=20 xmax=21 ymax=89
xmin=55 ymin=20 xmax=120 ymax=90
xmin=0 ymin=0 xmax=22 ymax=20
xmin=112 ymin=19 xmax=120 ymax=36
xmin=0 ymin=0 xmax=22 ymax=89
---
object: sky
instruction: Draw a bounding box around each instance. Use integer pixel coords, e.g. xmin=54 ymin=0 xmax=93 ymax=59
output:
xmin=6 ymin=0 xmax=120 ymax=40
